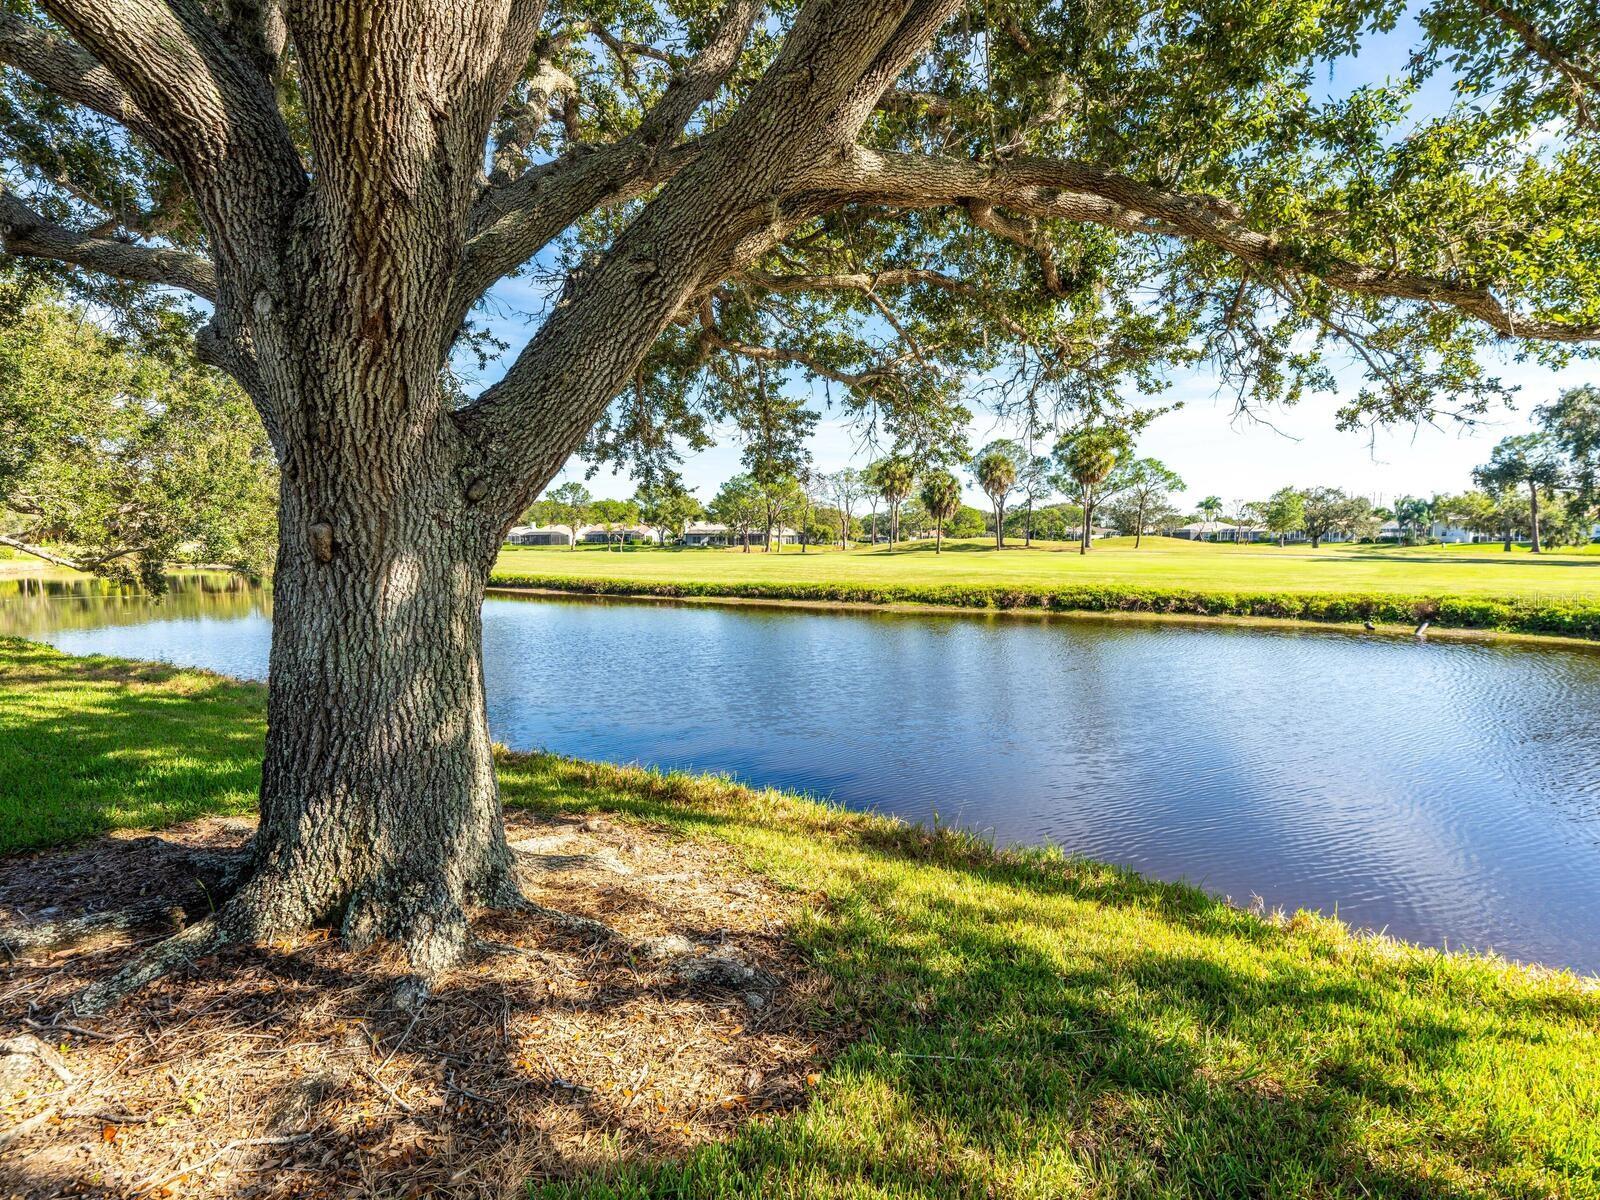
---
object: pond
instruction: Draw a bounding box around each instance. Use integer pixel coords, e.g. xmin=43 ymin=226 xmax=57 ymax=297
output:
xmin=5 ymin=573 xmax=1600 ymax=975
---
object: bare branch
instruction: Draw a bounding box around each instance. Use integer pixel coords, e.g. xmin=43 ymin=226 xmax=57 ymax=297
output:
xmin=0 ymin=188 xmax=217 ymax=300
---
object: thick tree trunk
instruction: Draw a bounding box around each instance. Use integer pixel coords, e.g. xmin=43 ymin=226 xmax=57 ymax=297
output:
xmin=240 ymin=476 xmax=512 ymax=977
xmin=76 ymin=436 xmax=520 ymax=1014
xmin=1528 ymin=483 xmax=1542 ymax=553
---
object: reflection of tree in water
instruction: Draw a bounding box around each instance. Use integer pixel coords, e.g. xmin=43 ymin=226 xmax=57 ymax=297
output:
xmin=0 ymin=573 xmax=269 ymax=638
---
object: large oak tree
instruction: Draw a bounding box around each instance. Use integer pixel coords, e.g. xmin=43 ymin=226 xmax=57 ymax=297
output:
xmin=1 ymin=0 xmax=1595 ymax=1010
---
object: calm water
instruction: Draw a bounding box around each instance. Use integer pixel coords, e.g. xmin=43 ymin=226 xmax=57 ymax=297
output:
xmin=6 ymin=574 xmax=1600 ymax=975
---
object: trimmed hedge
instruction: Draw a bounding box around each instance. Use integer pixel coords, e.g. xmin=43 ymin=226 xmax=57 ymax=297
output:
xmin=487 ymin=573 xmax=1600 ymax=640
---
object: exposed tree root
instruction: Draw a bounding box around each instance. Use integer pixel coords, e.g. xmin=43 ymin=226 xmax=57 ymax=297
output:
xmin=53 ymin=835 xmax=703 ymax=1019
xmin=508 ymin=898 xmax=619 ymax=943
xmin=0 ymin=843 xmax=246 ymax=957
xmin=69 ymin=915 xmax=232 ymax=1016
xmin=1 ymin=899 xmax=188 ymax=955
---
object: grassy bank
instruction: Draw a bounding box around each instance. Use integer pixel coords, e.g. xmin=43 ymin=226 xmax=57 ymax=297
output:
xmin=492 ymin=539 xmax=1600 ymax=639
xmin=4 ymin=636 xmax=1598 ymax=1196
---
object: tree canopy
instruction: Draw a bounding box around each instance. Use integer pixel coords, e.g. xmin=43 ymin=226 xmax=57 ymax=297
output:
xmin=4 ymin=0 xmax=1597 ymax=481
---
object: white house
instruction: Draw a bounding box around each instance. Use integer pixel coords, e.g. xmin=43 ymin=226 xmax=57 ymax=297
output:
xmin=680 ymin=522 xmax=799 ymax=547
xmin=579 ymin=524 xmax=660 ymax=545
xmin=506 ymin=524 xmax=573 ymax=547
xmin=682 ymin=521 xmax=733 ymax=547
xmin=1172 ymin=520 xmax=1241 ymax=541
xmin=1427 ymin=520 xmax=1482 ymax=544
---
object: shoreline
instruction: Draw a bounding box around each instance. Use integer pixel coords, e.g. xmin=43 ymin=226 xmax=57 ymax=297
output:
xmin=9 ymin=632 xmax=1597 ymax=984
xmin=486 ymin=580 xmax=1600 ymax=651
xmin=4 ymin=636 xmax=1598 ymax=1196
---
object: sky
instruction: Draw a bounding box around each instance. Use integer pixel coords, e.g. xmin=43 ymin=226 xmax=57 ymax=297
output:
xmin=465 ymin=5 xmax=1599 ymax=513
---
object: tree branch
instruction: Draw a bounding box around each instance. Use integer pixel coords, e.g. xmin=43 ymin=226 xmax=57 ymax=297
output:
xmin=739 ymin=266 xmax=1036 ymax=342
xmin=1472 ymin=0 xmax=1598 ymax=99
xmin=0 ymin=11 xmax=159 ymax=142
xmin=696 ymin=320 xmax=916 ymax=389
xmin=830 ymin=0 xmax=961 ymax=138
xmin=457 ymin=1 xmax=943 ymax=513
xmin=452 ymin=0 xmax=763 ymax=332
xmin=0 ymin=188 xmax=217 ymax=300
xmin=0 ymin=534 xmax=128 ymax=573
xmin=36 ymin=0 xmax=285 ymax=176
xmin=825 ymin=148 xmax=1600 ymax=343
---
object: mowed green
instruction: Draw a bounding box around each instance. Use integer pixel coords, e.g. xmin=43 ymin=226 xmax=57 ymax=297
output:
xmin=5 ymin=636 xmax=1598 ymax=1197
xmin=495 ymin=535 xmax=1600 ymax=602
xmin=0 ymin=637 xmax=262 ymax=853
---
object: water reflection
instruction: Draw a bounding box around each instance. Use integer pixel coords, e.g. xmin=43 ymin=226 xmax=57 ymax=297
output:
xmin=6 ymin=578 xmax=1600 ymax=975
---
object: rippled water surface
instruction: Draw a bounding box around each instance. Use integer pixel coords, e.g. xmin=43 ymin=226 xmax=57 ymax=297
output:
xmin=6 ymin=574 xmax=1600 ymax=974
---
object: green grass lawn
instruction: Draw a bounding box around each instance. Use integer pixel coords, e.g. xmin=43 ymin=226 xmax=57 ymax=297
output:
xmin=5 ymin=636 xmax=1599 ymax=1197
xmin=496 ymin=536 xmax=1600 ymax=602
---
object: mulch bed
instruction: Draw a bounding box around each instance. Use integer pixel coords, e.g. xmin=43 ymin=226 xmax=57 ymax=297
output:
xmin=0 ymin=811 xmax=836 ymax=1198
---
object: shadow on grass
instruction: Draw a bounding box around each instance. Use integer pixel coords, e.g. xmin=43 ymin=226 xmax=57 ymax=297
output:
xmin=501 ymin=754 xmax=1600 ymax=1198
xmin=0 ymin=640 xmax=264 ymax=855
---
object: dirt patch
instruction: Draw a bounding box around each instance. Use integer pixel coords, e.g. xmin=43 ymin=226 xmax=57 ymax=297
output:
xmin=0 ymin=812 xmax=835 ymax=1198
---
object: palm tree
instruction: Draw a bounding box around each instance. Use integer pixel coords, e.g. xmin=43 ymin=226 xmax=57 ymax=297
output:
xmin=974 ymin=450 xmax=1018 ymax=549
xmin=1055 ymin=427 xmax=1129 ymax=554
xmin=1199 ymin=495 xmax=1223 ymax=524
xmin=920 ymin=471 xmax=961 ymax=555
xmin=874 ymin=456 xmax=916 ymax=550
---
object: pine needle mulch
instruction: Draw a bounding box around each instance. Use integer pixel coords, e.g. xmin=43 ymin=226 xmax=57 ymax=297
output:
xmin=0 ymin=810 xmax=838 ymax=1199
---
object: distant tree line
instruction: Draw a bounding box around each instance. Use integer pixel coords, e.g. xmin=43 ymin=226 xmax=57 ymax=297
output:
xmin=514 ymin=386 xmax=1600 ymax=556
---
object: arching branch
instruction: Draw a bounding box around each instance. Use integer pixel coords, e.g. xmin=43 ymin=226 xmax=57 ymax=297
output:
xmin=454 ymin=0 xmax=764 ymax=326
xmin=0 ymin=189 xmax=217 ymax=300
xmin=827 ymin=148 xmax=1600 ymax=344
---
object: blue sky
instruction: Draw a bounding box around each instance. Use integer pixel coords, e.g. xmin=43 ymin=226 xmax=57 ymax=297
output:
xmin=465 ymin=6 xmax=1598 ymax=512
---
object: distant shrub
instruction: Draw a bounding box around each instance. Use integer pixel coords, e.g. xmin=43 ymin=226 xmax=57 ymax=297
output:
xmin=486 ymin=573 xmax=1600 ymax=641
